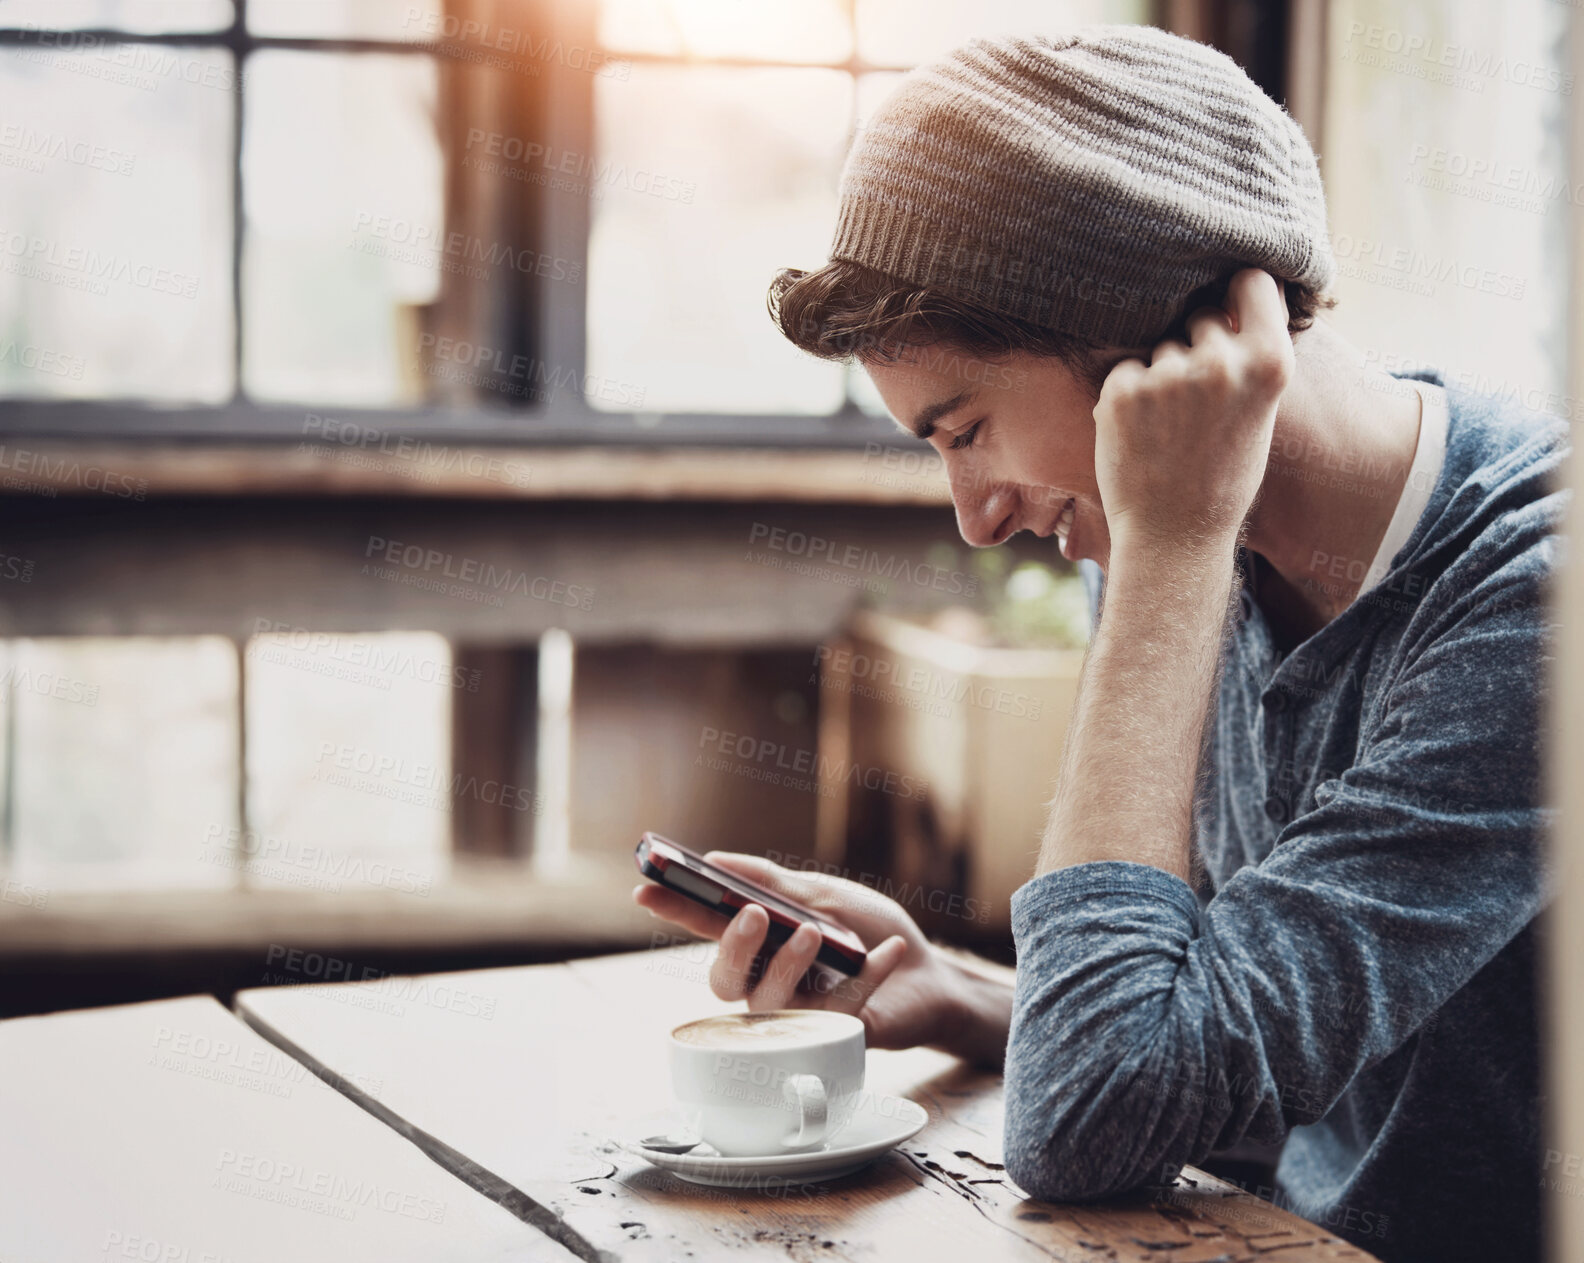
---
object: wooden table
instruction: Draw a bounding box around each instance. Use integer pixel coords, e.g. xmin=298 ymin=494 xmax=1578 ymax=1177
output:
xmin=235 ymin=946 xmax=1384 ymax=1262
xmin=0 ymin=995 xmax=569 ymax=1262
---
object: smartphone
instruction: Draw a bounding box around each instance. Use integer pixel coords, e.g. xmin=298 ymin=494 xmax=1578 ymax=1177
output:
xmin=635 ymin=833 xmax=867 ymax=976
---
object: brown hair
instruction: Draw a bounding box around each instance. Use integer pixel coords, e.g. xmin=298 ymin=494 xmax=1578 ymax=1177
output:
xmin=767 ymin=260 xmax=1334 ymax=394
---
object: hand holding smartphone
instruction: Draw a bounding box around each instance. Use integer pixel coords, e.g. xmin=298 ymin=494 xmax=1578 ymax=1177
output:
xmin=635 ymin=833 xmax=868 ymax=976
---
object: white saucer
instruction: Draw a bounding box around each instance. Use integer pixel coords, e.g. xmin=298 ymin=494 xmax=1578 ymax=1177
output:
xmin=623 ymin=1091 xmax=928 ymax=1187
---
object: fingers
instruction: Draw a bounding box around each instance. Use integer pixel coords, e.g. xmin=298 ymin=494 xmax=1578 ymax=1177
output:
xmin=1223 ymin=267 xmax=1290 ymax=357
xmin=1100 ymin=355 xmax=1147 ymax=389
xmin=1184 ymin=303 xmax=1235 ymax=350
xmin=663 ymin=854 xmax=918 ymax=1031
xmin=745 ymin=922 xmax=823 ymax=1011
xmin=740 ymin=928 xmax=910 ymax=1025
xmin=709 ymin=904 xmax=769 ymax=1001
xmin=703 ymin=850 xmax=891 ymax=930
xmin=1137 ymin=271 xmax=1286 ymax=369
xmin=1155 ymin=303 xmax=1234 ymax=364
xmin=1141 ymin=272 xmax=1289 ymax=402
xmin=833 ymin=934 xmax=908 ymax=1023
xmin=1148 ymin=337 xmax=1187 ymax=367
xmin=704 ymin=850 xmax=822 ymax=903
xmin=632 ymin=884 xmax=732 ymax=942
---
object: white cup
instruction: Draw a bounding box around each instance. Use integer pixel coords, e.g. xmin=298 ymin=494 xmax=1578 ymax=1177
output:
xmin=669 ymin=1010 xmax=866 ymax=1157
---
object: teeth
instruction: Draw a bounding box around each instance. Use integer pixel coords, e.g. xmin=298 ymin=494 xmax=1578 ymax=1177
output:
xmin=1054 ymin=498 xmax=1075 ymax=538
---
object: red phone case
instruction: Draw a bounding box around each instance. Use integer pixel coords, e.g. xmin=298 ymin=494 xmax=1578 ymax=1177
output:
xmin=635 ymin=833 xmax=867 ymax=976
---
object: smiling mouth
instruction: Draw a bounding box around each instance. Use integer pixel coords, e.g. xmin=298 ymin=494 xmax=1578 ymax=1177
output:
xmin=1033 ymin=498 xmax=1075 ymax=538
xmin=1052 ymin=498 xmax=1076 ymax=551
xmin=996 ymin=497 xmax=1076 ymax=547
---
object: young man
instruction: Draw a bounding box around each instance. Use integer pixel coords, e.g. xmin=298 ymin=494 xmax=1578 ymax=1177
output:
xmin=635 ymin=25 xmax=1567 ymax=1262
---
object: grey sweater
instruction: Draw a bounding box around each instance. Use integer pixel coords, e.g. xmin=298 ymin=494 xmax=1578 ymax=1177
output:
xmin=1003 ymin=369 xmax=1568 ymax=1263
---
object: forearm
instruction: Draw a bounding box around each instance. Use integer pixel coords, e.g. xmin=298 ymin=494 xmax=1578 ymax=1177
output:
xmin=1036 ymin=533 xmax=1241 ymax=881
xmin=1003 ymin=862 xmax=1282 ymax=1202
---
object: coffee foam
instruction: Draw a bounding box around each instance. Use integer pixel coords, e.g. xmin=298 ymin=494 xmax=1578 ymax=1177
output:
xmin=672 ymin=1010 xmax=854 ymax=1050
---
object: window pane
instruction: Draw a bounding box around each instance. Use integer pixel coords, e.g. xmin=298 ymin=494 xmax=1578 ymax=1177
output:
xmin=242 ymin=51 xmax=442 ymax=406
xmin=0 ymin=48 xmax=234 ymax=402
xmin=587 ymin=66 xmax=848 ymax=415
xmin=248 ymin=0 xmax=443 ymax=42
xmin=1321 ymin=0 xmax=1569 ymax=399
xmin=243 ymin=631 xmax=452 ymax=895
xmin=600 ymin=0 xmax=851 ymax=63
xmin=843 ymin=71 xmax=908 ymax=420
xmin=857 ymin=0 xmax=1151 ymax=68
xmin=5 ymin=638 xmax=239 ymax=893
xmin=0 ymin=643 xmax=8 ymax=868
xmin=0 ymin=1 xmax=230 ymax=32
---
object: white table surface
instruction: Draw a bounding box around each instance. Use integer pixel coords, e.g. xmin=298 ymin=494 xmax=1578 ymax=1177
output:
xmin=0 ymin=995 xmax=572 ymax=1263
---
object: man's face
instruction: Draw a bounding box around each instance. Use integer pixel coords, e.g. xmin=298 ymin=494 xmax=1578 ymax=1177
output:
xmin=865 ymin=346 xmax=1112 ymax=567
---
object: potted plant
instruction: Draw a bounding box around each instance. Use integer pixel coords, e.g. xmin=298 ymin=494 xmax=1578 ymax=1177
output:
xmin=813 ymin=549 xmax=1090 ymax=941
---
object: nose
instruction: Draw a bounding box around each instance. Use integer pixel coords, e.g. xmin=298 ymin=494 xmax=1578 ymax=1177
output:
xmin=951 ymin=474 xmax=1016 ymax=548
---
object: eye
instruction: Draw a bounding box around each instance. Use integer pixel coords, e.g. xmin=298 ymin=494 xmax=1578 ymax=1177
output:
xmin=949 ymin=420 xmax=983 ymax=451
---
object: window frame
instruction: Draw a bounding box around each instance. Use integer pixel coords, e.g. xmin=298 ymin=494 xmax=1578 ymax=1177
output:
xmin=0 ymin=0 xmax=903 ymax=449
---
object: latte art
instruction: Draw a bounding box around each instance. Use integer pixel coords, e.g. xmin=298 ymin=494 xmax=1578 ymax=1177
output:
xmin=672 ymin=1010 xmax=854 ymax=1050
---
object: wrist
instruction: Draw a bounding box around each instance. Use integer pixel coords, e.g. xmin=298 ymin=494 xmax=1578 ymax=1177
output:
xmin=1106 ymin=522 xmax=1241 ymax=579
xmin=1102 ymin=532 xmax=1241 ymax=623
xmin=1104 ymin=492 xmax=1249 ymax=556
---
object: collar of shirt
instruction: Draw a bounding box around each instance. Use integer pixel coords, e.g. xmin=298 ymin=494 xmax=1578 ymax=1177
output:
xmin=1356 ymin=379 xmax=1450 ymax=600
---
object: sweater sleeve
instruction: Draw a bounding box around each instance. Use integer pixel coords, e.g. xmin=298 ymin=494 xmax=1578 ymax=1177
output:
xmin=1001 ymin=528 xmax=1555 ymax=1204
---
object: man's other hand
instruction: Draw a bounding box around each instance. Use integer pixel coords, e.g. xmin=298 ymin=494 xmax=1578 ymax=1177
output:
xmin=1092 ymin=267 xmax=1294 ymax=553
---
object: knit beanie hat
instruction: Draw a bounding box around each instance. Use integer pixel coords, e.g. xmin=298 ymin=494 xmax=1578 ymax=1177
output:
xmin=830 ymin=24 xmax=1335 ymax=347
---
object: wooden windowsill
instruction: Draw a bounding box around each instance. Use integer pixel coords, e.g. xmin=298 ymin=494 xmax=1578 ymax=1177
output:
xmin=0 ymin=857 xmax=664 ymax=957
xmin=0 ymin=442 xmax=954 ymax=505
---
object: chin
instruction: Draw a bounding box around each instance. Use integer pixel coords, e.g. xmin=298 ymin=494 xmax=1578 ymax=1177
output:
xmin=1073 ymin=531 xmax=1111 ymax=573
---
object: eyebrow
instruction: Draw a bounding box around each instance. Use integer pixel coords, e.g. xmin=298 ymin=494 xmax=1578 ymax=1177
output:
xmin=906 ymin=388 xmax=978 ymax=440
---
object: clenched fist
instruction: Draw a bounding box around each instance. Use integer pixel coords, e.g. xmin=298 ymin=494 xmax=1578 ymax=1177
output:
xmin=1093 ymin=268 xmax=1294 ymax=553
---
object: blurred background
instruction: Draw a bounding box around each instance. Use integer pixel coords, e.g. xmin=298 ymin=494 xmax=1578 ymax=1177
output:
xmin=0 ymin=0 xmax=1577 ymax=1084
